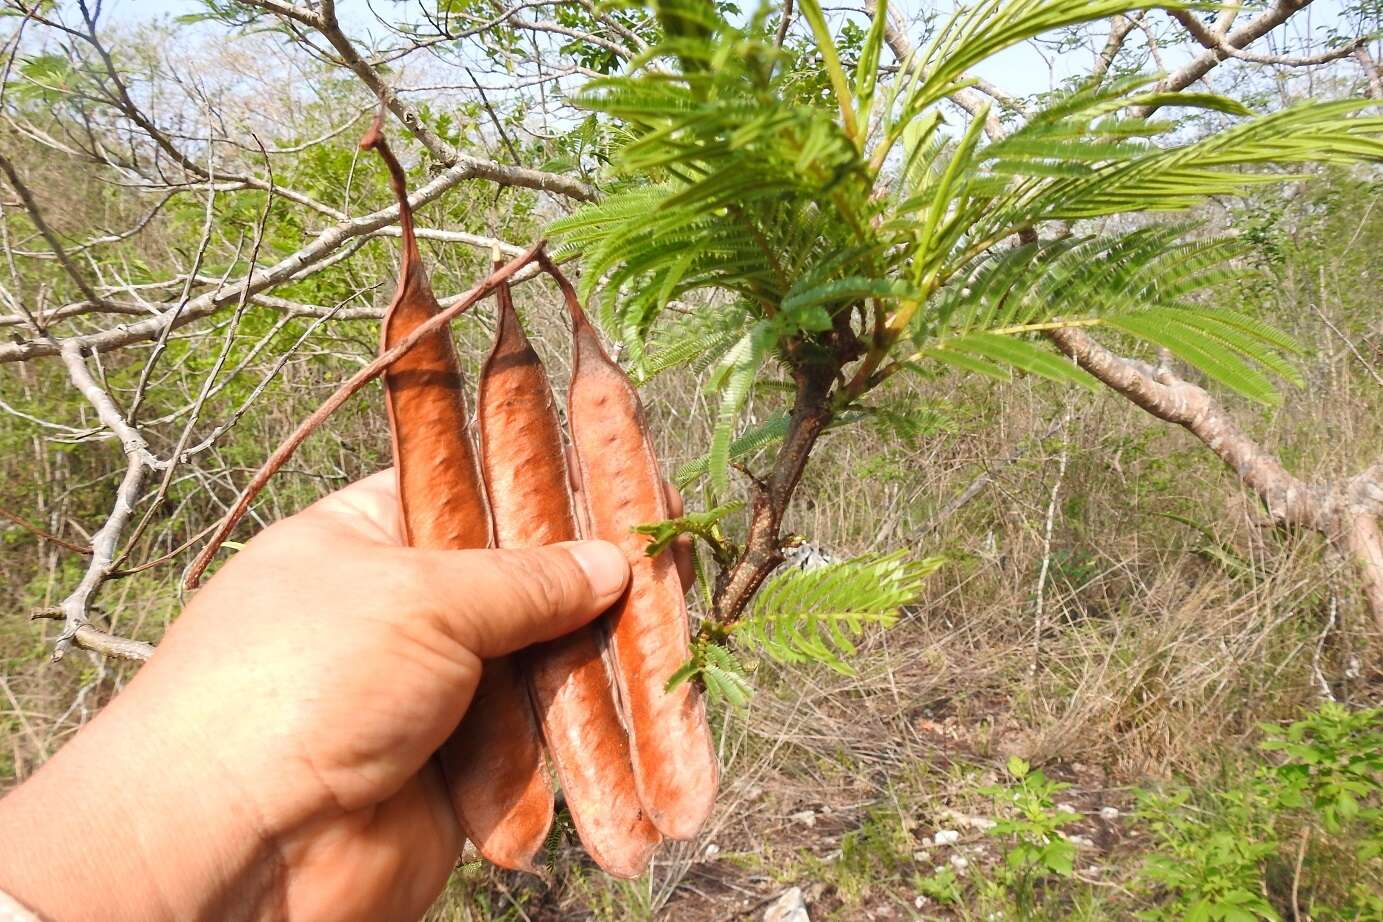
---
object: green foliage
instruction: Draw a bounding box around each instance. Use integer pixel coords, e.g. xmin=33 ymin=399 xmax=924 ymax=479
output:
xmin=552 ymin=0 xmax=1383 ymax=466
xmin=704 ymin=324 xmax=774 ymax=491
xmin=913 ymin=866 xmax=962 ymax=905
xmin=665 ymin=639 xmax=753 ymax=707
xmin=674 ymin=415 xmax=789 ymax=487
xmin=632 ymin=499 xmax=743 ymax=562
xmin=1135 ymin=703 xmax=1383 ymax=921
xmin=1259 ymin=702 xmax=1383 ymax=842
xmin=636 ymin=300 xmax=751 ymax=383
xmin=1135 ymin=786 xmax=1282 ymax=922
xmin=981 ymin=756 xmax=1080 ymax=913
xmin=734 ymin=550 xmax=941 ymax=674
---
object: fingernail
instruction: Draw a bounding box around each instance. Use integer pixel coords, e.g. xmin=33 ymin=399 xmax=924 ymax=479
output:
xmin=564 ymin=540 xmax=629 ymax=601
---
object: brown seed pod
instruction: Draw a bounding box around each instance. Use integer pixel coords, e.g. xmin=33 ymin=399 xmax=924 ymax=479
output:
xmin=553 ymin=264 xmax=720 ymax=840
xmin=463 ymin=271 xmax=660 ymax=878
xmin=360 ymin=122 xmax=551 ymax=872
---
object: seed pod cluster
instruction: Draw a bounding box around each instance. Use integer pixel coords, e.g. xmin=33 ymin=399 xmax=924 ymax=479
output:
xmin=360 ymin=123 xmax=552 ymax=873
xmin=363 ymin=124 xmax=718 ymax=877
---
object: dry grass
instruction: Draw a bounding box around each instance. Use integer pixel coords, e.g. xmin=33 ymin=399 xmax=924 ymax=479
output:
xmin=3 ymin=182 xmax=1381 ymax=920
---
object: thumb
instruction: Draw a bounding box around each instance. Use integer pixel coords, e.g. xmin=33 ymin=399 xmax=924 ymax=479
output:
xmin=408 ymin=540 xmax=629 ymax=659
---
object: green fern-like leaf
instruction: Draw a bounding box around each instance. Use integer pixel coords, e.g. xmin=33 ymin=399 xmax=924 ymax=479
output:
xmin=637 ymin=300 xmax=752 ymax=383
xmin=735 ymin=551 xmax=943 ymax=674
xmin=632 ymin=500 xmax=744 ymax=559
xmin=548 ymin=0 xmax=1378 ymax=420
xmin=675 ymin=414 xmax=790 ymax=487
xmin=707 ymin=325 xmax=771 ymax=492
xmin=667 ymin=639 xmax=754 ymax=708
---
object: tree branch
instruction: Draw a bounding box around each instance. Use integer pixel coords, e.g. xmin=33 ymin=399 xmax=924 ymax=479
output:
xmin=1090 ymin=12 xmax=1144 ymax=86
xmin=1168 ymin=8 xmax=1365 ymax=68
xmin=712 ymin=359 xmax=837 ymax=623
xmin=0 ymin=155 xmax=483 ymax=364
xmin=1048 ymin=325 xmax=1383 ymax=631
xmin=1137 ymin=0 xmax=1323 ymax=114
xmin=242 ymin=0 xmax=597 ymax=201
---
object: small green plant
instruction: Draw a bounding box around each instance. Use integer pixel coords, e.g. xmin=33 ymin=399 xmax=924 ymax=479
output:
xmin=667 ymin=550 xmax=941 ymax=703
xmin=913 ymin=866 xmax=962 ymax=906
xmin=981 ymin=756 xmax=1079 ymax=913
xmin=1135 ymin=793 xmax=1281 ymax=922
xmin=1133 ymin=703 xmax=1383 ymax=921
xmin=1259 ymin=702 xmax=1383 ymax=844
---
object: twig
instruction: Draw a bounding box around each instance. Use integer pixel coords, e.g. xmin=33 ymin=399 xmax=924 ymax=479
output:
xmin=1032 ymin=404 xmax=1072 ymax=677
xmin=0 ymin=505 xmax=91 ymax=556
xmin=184 ymin=239 xmax=547 ymax=587
xmin=1312 ymin=592 xmax=1338 ymax=701
xmin=469 ymin=68 xmax=523 ymax=166
xmin=1312 ymin=295 xmax=1383 ymax=389
xmin=1291 ymin=826 xmax=1310 ymax=921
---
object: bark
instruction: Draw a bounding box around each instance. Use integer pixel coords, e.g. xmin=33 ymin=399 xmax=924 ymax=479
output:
xmin=713 ymin=361 xmax=836 ymax=623
xmin=1049 ymin=326 xmax=1383 ymax=633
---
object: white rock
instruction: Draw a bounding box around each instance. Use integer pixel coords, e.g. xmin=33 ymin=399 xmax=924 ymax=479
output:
xmin=1099 ymin=806 xmax=1119 ymax=821
xmin=1056 ymin=803 xmax=1078 ymax=814
xmin=914 ymin=895 xmax=928 ymax=909
xmin=789 ymin=810 xmax=817 ymax=828
xmin=940 ymin=808 xmax=996 ymax=831
xmin=933 ymin=829 xmax=961 ymax=846
xmin=912 ymin=849 xmax=932 ymax=863
xmin=949 ymin=855 xmax=969 ymax=872
xmin=705 ymin=842 xmax=721 ymax=859
xmin=763 ymin=886 xmax=810 ymax=922
xmin=1068 ymin=834 xmax=1095 ymax=848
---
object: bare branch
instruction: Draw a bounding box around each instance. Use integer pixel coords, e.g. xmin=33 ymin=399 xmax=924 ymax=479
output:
xmin=1048 ymin=325 xmax=1383 ymax=631
xmin=1169 ymin=8 xmax=1365 ymax=68
xmin=0 ymin=505 xmax=91 ymax=555
xmin=1138 ymin=0 xmax=1332 ymax=114
xmin=49 ymin=341 xmax=159 ymax=660
xmin=68 ymin=625 xmax=154 ymax=662
xmin=240 ymin=0 xmax=597 ymax=201
xmin=0 ymin=155 xmax=485 ymax=364
xmin=1090 ymin=12 xmax=1144 ymax=86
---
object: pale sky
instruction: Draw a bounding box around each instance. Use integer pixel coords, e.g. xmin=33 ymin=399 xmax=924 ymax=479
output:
xmin=103 ymin=0 xmax=1359 ymax=102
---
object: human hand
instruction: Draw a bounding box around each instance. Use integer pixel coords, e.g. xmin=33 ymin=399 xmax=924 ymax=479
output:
xmin=0 ymin=468 xmax=686 ymax=922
